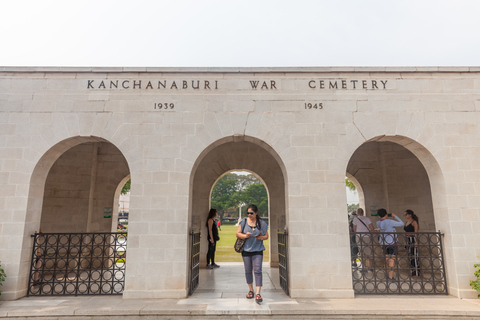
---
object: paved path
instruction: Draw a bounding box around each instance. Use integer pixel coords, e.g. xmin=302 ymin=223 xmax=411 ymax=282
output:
xmin=1 ymin=263 xmax=480 ymax=319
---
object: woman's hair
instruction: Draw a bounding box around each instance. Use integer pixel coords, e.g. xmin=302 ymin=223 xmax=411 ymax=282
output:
xmin=405 ymin=209 xmax=419 ymax=226
xmin=205 ymin=208 xmax=217 ymax=227
xmin=356 ymin=208 xmax=364 ymax=216
xmin=247 ymin=204 xmax=261 ymax=226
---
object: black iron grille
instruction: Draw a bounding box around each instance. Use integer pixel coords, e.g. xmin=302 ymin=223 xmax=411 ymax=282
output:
xmin=278 ymin=231 xmax=289 ymax=296
xmin=350 ymin=231 xmax=447 ymax=294
xmin=189 ymin=230 xmax=201 ymax=295
xmin=28 ymin=232 xmax=127 ymax=296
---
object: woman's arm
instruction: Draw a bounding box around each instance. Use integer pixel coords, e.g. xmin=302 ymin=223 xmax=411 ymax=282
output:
xmin=208 ymin=219 xmax=214 ymax=243
xmin=256 ymin=230 xmax=269 ymax=241
xmin=236 ymin=221 xmax=251 ymax=239
xmin=368 ymin=223 xmax=374 ymax=232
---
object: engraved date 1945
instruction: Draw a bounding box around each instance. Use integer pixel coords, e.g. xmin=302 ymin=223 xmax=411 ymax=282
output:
xmin=305 ymin=103 xmax=323 ymax=109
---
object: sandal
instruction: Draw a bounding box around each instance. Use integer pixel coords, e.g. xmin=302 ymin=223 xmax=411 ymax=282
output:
xmin=246 ymin=291 xmax=254 ymax=299
xmin=255 ymin=294 xmax=263 ymax=303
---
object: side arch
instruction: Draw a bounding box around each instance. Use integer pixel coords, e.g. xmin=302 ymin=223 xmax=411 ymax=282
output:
xmin=18 ymin=136 xmax=131 ymax=297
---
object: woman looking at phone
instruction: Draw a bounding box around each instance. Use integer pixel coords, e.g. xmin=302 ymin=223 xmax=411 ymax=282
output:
xmin=236 ymin=204 xmax=269 ymax=304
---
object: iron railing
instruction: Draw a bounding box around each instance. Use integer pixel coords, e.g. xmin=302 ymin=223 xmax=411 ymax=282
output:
xmin=278 ymin=231 xmax=289 ymax=296
xmin=28 ymin=232 xmax=127 ymax=296
xmin=350 ymin=231 xmax=447 ymax=294
xmin=189 ymin=230 xmax=201 ymax=295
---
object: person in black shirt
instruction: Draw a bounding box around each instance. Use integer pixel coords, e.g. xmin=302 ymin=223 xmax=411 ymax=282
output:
xmin=206 ymin=208 xmax=220 ymax=269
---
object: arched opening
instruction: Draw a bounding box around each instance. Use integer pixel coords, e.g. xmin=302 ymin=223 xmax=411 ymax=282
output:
xmin=112 ymin=176 xmax=131 ymax=232
xmin=347 ymin=139 xmax=436 ymax=230
xmin=345 ymin=173 xmax=365 ymax=213
xmin=346 ymin=135 xmax=448 ymax=294
xmin=188 ymin=135 xmax=288 ymax=294
xmin=22 ymin=136 xmax=131 ymax=297
xmin=209 ymin=170 xmax=270 ymax=263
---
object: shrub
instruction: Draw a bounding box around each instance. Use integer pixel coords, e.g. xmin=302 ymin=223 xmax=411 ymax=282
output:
xmin=471 ymin=263 xmax=480 ymax=298
xmin=0 ymin=261 xmax=6 ymax=296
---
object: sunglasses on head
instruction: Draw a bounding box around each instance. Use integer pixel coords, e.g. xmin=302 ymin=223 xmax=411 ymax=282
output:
xmin=247 ymin=211 xmax=255 ymax=215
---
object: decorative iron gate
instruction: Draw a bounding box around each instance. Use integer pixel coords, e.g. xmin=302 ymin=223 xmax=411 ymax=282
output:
xmin=278 ymin=231 xmax=289 ymax=296
xmin=350 ymin=231 xmax=447 ymax=294
xmin=28 ymin=232 xmax=127 ymax=296
xmin=189 ymin=230 xmax=201 ymax=295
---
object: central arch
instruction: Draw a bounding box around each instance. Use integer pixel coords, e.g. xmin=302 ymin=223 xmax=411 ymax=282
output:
xmin=188 ymin=135 xmax=288 ymax=290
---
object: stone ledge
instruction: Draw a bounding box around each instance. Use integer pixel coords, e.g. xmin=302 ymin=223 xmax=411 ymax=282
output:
xmin=2 ymin=66 xmax=480 ymax=74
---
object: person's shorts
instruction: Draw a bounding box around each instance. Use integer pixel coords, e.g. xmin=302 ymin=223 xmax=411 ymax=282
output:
xmin=383 ymin=245 xmax=397 ymax=255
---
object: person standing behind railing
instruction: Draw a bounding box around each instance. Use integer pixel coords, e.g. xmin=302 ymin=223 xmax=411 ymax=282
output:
xmin=352 ymin=208 xmax=374 ymax=269
xmin=404 ymin=209 xmax=420 ymax=277
xmin=376 ymin=208 xmax=405 ymax=282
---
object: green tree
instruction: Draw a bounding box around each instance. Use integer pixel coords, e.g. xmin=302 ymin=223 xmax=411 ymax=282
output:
xmin=347 ymin=203 xmax=359 ymax=213
xmin=121 ymin=179 xmax=131 ymax=195
xmin=211 ymin=173 xmax=241 ymax=219
xmin=345 ymin=178 xmax=356 ymax=192
xmin=239 ymin=183 xmax=268 ymax=218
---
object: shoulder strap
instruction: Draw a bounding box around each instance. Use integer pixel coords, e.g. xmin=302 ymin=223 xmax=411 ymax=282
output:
xmin=355 ymin=217 xmax=370 ymax=231
xmin=241 ymin=218 xmax=247 ymax=233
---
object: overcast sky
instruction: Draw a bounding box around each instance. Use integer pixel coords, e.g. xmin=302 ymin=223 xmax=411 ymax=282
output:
xmin=1 ymin=0 xmax=479 ymax=67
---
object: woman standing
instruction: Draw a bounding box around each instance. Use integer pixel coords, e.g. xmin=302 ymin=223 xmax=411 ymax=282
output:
xmin=236 ymin=204 xmax=269 ymax=304
xmin=206 ymin=208 xmax=220 ymax=269
xmin=404 ymin=209 xmax=420 ymax=277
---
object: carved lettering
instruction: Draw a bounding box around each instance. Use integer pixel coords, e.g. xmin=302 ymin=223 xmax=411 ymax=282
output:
xmin=250 ymin=80 xmax=276 ymax=89
xmin=308 ymin=79 xmax=388 ymax=90
xmin=88 ymin=79 xmax=219 ymax=90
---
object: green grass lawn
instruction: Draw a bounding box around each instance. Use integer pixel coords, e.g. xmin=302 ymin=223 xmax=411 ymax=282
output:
xmin=215 ymin=224 xmax=270 ymax=262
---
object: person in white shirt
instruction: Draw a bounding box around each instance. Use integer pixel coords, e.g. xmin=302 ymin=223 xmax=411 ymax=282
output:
xmin=376 ymin=208 xmax=405 ymax=282
xmin=352 ymin=208 xmax=374 ymax=269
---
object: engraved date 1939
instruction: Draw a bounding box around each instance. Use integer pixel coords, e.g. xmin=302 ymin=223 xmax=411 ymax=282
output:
xmin=304 ymin=103 xmax=323 ymax=109
xmin=154 ymin=103 xmax=174 ymax=110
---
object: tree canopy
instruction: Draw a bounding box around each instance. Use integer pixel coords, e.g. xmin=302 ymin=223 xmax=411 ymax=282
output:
xmin=210 ymin=172 xmax=268 ymax=219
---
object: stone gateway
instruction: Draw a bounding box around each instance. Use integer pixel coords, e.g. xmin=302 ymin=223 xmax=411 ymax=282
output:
xmin=0 ymin=67 xmax=479 ymax=300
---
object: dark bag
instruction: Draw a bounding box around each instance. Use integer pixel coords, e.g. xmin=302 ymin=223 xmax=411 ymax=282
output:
xmin=234 ymin=218 xmax=247 ymax=253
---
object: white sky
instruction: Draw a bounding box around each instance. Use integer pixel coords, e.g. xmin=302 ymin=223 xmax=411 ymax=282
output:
xmin=1 ymin=0 xmax=480 ymax=67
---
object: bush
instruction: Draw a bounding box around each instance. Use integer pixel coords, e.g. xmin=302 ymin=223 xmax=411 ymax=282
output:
xmin=470 ymin=263 xmax=480 ymax=298
xmin=0 ymin=261 xmax=6 ymax=296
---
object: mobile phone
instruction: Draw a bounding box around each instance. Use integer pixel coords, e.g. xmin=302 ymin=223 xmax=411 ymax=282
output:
xmin=387 ymin=213 xmax=392 ymax=217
